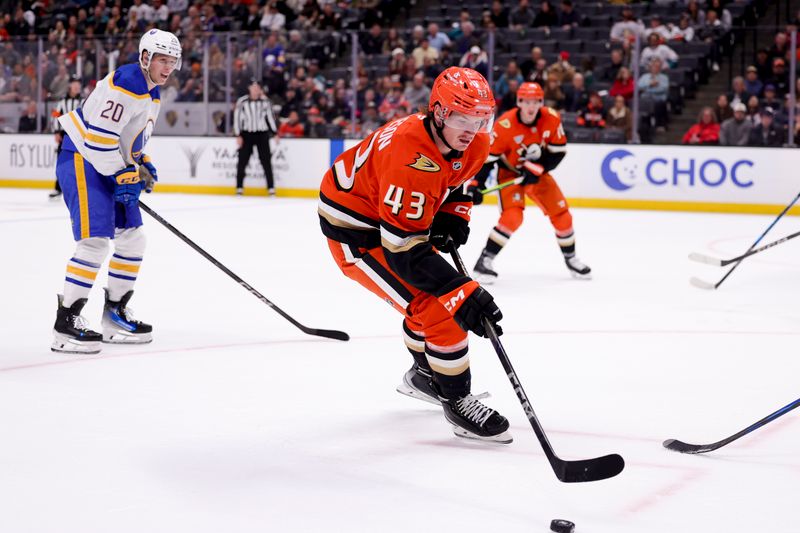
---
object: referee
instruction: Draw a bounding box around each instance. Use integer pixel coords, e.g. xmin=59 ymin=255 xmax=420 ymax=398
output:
xmin=234 ymin=79 xmax=279 ymax=196
xmin=49 ymin=75 xmax=82 ymax=199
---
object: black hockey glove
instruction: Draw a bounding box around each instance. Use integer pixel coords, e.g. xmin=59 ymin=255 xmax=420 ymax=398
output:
xmin=466 ymin=180 xmax=484 ymax=205
xmin=429 ymin=212 xmax=470 ymax=253
xmin=453 ymin=286 xmax=503 ymax=338
xmin=520 ymin=160 xmax=544 ymax=186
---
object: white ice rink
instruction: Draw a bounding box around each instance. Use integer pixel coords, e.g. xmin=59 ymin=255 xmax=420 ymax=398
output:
xmin=1 ymin=188 xmax=798 ymax=533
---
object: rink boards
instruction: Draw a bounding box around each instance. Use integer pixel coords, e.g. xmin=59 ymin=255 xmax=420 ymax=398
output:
xmin=1 ymin=134 xmax=799 ymax=215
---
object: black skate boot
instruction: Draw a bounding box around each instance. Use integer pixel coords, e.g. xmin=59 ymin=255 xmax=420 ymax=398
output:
xmin=472 ymin=250 xmax=498 ymax=284
xmin=102 ymin=289 xmax=153 ymax=344
xmin=564 ymin=255 xmax=592 ymax=279
xmin=442 ymin=393 xmax=513 ymax=444
xmin=396 ymin=363 xmax=441 ymax=406
xmin=51 ymin=295 xmax=102 ymax=354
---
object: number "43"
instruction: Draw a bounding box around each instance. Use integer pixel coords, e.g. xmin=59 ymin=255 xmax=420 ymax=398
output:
xmin=383 ymin=184 xmax=425 ymax=220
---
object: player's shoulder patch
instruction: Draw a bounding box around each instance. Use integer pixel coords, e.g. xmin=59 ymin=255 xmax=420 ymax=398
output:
xmin=109 ymin=64 xmax=150 ymax=99
xmin=407 ymin=152 xmax=441 ymax=173
xmin=497 ymin=117 xmax=512 ymax=129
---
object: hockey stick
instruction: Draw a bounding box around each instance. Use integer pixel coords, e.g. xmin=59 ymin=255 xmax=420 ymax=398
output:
xmin=689 ymin=229 xmax=800 ymax=267
xmin=139 ymin=201 xmax=350 ymax=341
xmin=450 ymin=248 xmax=624 ymax=483
xmin=691 ymin=191 xmax=800 ymax=290
xmin=478 ymin=162 xmax=543 ymax=194
xmin=663 ymin=396 xmax=800 ymax=454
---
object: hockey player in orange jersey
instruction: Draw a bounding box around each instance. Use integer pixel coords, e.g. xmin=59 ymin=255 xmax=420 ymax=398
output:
xmin=469 ymin=82 xmax=591 ymax=282
xmin=318 ymin=67 xmax=511 ymax=443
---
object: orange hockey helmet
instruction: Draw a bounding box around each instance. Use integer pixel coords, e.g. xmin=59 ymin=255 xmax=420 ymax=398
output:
xmin=517 ymin=82 xmax=544 ymax=101
xmin=429 ymin=67 xmax=495 ymax=122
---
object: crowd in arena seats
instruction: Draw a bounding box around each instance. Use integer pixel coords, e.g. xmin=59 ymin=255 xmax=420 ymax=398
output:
xmin=0 ymin=0 xmax=798 ymax=146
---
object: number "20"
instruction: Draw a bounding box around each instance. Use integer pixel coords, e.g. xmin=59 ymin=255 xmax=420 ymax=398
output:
xmin=100 ymin=100 xmax=124 ymax=123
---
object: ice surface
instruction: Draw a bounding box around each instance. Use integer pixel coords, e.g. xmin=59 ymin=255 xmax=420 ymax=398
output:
xmin=1 ymin=189 xmax=798 ymax=532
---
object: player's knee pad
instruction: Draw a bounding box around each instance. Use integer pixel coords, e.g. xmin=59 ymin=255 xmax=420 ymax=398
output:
xmin=498 ymin=207 xmax=524 ymax=233
xmin=114 ymin=226 xmax=147 ymax=258
xmin=74 ymin=237 xmax=110 ymax=265
xmin=550 ymin=209 xmax=573 ymax=234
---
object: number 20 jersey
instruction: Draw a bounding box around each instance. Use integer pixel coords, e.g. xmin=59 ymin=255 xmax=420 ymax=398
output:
xmin=318 ymin=114 xmax=489 ymax=253
xmin=59 ymin=63 xmax=161 ymax=176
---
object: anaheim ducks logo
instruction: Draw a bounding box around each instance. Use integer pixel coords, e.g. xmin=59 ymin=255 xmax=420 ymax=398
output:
xmin=498 ymin=118 xmax=511 ymax=128
xmin=407 ymin=152 xmax=441 ymax=173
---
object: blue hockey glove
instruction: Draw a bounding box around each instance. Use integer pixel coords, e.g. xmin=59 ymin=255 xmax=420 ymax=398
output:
xmin=112 ymin=165 xmax=142 ymax=207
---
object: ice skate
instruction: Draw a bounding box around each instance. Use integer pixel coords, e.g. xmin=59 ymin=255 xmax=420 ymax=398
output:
xmin=565 ymin=255 xmax=592 ymax=279
xmin=472 ymin=251 xmax=498 ymax=284
xmin=51 ymin=295 xmax=102 ymax=354
xmin=102 ymin=289 xmax=152 ymax=344
xmin=48 ymin=189 xmax=62 ymax=200
xmin=396 ymin=364 xmax=441 ymax=406
xmin=442 ymin=393 xmax=512 ymax=444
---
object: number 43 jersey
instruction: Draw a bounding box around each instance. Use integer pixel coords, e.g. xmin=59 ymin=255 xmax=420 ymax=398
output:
xmin=319 ymin=114 xmax=489 ymax=250
xmin=59 ymin=63 xmax=161 ymax=176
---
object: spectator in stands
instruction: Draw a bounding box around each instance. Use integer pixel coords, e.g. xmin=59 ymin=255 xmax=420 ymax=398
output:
xmin=305 ymin=106 xmax=327 ymax=138
xmin=638 ymin=58 xmax=669 ymax=129
xmin=407 ymin=25 xmax=425 ymax=52
xmin=767 ymin=58 xmax=789 ymax=97
xmin=520 ymin=46 xmax=544 ymax=80
xmin=403 ymin=72 xmax=431 ymax=110
xmin=317 ymin=3 xmax=342 ymax=30
xmin=640 ymin=33 xmax=678 ymax=71
xmin=543 ymin=78 xmax=565 ymax=110
xmin=530 ymin=58 xmax=548 ymax=85
xmin=610 ymin=6 xmax=645 ymax=44
xmin=682 ymin=107 xmax=720 ymax=145
xmin=378 ymin=80 xmax=409 ymax=120
xmin=684 ymin=0 xmax=705 ymax=27
xmin=383 ymin=28 xmax=406 ymax=55
xmin=360 ymin=102 xmax=384 ymax=136
xmin=17 ymin=99 xmax=39 ymax=132
xmin=610 ymin=66 xmax=634 ymax=102
xmin=747 ymin=107 xmax=784 ymax=147
xmin=743 ymin=66 xmax=763 ymax=98
xmin=490 ymin=0 xmax=509 ymax=28
xmin=719 ymin=102 xmax=752 ymax=146
xmin=412 ymin=38 xmax=439 ymax=69
xmin=152 ymin=0 xmax=169 ymax=25
xmin=509 ymin=0 xmax=536 ymax=31
xmin=48 ymin=64 xmax=70 ymax=101
xmin=754 ymin=48 xmax=772 ymax=81
xmin=453 ymin=22 xmax=480 ymax=56
xmin=761 ymin=84 xmax=782 ymax=113
xmin=426 ymin=23 xmax=451 ymax=52
xmin=669 ymin=14 xmax=695 ymax=42
xmin=495 ymin=60 xmax=524 ymax=100
xmin=558 ymin=0 xmax=580 ymax=29
xmin=577 ymin=92 xmax=606 ymax=129
xmin=706 ymin=0 xmax=732 ymax=30
xmin=600 ymin=48 xmax=626 ymax=83
xmin=607 ymin=95 xmax=633 ymax=141
xmin=745 ymin=95 xmax=762 ymax=127
xmin=279 ymin=110 xmax=305 ymax=138
xmin=768 ymin=31 xmax=789 ymax=64
xmin=644 ymin=15 xmax=671 ymax=41
xmin=695 ymin=9 xmax=725 ymax=44
xmin=459 ymin=46 xmax=489 ymax=79
xmin=547 ymin=51 xmax=576 ymax=84
xmin=714 ymin=94 xmax=733 ymax=123
xmin=533 ymin=1 xmax=558 ymax=28
xmin=360 ymin=23 xmax=384 ymax=55
xmin=241 ymin=3 xmax=260 ymax=32
xmin=563 ymin=72 xmax=588 ymax=112
xmin=167 ymin=0 xmax=188 ymax=17
xmin=296 ymin=1 xmax=321 ymax=30
xmin=497 ymin=78 xmax=520 ymax=114
xmin=729 ymin=75 xmax=750 ymax=106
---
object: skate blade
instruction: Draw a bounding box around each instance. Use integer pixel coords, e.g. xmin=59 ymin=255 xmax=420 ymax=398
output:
xmin=396 ymin=383 xmax=442 ymax=406
xmin=51 ymin=335 xmax=102 ymax=355
xmin=472 ymin=272 xmax=497 ymax=285
xmin=102 ymin=330 xmax=153 ymax=344
xmin=451 ymin=425 xmax=513 ymax=444
xmin=569 ymin=270 xmax=592 ymax=280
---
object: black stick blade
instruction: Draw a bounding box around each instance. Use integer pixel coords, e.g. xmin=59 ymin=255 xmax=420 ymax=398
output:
xmin=558 ymin=454 xmax=625 ymax=483
xmin=662 ymin=438 xmax=713 ymax=454
xmin=308 ymin=328 xmax=350 ymax=341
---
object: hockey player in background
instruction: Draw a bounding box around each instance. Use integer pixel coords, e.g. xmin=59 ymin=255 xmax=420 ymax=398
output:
xmin=469 ymin=82 xmax=591 ymax=282
xmin=51 ymin=29 xmax=182 ymax=354
xmin=318 ymin=67 xmax=511 ymax=444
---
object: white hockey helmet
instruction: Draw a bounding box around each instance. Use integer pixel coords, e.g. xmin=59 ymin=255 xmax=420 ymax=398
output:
xmin=139 ymin=29 xmax=182 ymax=71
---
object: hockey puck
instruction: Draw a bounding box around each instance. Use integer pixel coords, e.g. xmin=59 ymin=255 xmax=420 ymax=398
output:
xmin=550 ymin=519 xmax=575 ymax=533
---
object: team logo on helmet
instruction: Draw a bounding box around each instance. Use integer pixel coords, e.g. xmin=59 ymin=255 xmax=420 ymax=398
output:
xmin=407 ymin=153 xmax=441 ymax=173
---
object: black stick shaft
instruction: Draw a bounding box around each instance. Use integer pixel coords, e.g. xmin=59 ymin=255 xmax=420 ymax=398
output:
xmin=714 ymin=191 xmax=800 ymax=288
xmin=720 ymin=230 xmax=800 ymax=266
xmin=139 ymin=200 xmax=348 ymax=341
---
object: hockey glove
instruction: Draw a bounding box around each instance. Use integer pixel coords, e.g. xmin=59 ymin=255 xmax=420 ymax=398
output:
xmin=438 ymin=279 xmax=503 ymax=338
xmin=466 ymin=179 xmax=484 ymax=205
xmin=111 ymin=165 xmax=142 ymax=207
xmin=430 ymin=212 xmax=470 ymax=253
xmin=520 ymin=160 xmax=545 ymax=186
xmin=137 ymin=155 xmax=158 ymax=193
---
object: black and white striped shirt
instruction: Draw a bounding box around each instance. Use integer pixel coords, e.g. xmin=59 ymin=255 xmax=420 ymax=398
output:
xmin=233 ymin=95 xmax=278 ymax=135
xmin=52 ymin=95 xmax=82 ymax=133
